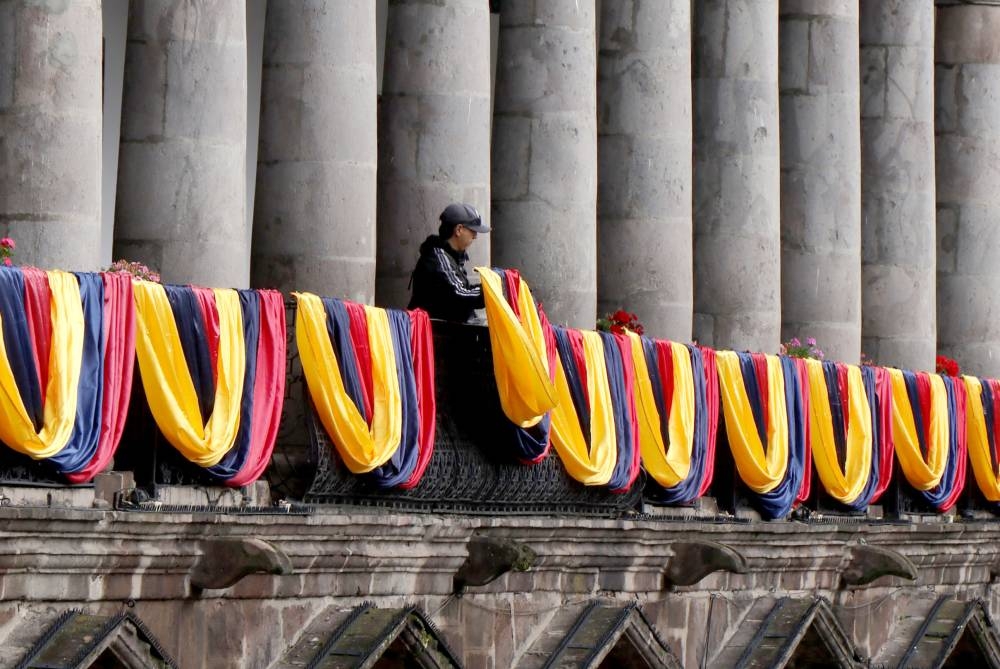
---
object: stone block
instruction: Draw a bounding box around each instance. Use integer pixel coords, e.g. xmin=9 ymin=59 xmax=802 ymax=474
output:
xmin=118 ymin=137 xmax=240 ymax=240
xmin=0 ymin=108 xmax=101 ymax=220
xmin=691 ymin=0 xmax=726 ymax=79
xmin=806 ymin=14 xmax=860 ymax=92
xmin=527 ymin=115 xmax=597 ymax=208
xmin=859 ymin=46 xmax=886 ymax=119
xmin=494 ymin=23 xmax=596 ymax=115
xmin=263 ymin=0 xmax=376 ymax=68
xmin=955 ymin=64 xmax=1000 ymax=139
xmin=13 ymin=0 xmax=101 ymax=112
xmin=723 ymin=0 xmax=779 ymax=83
xmin=382 ymin=2 xmax=490 ymax=95
xmin=885 ymin=46 xmax=933 ymax=123
xmin=778 ymin=19 xmax=810 ymax=92
xmin=128 ymin=0 xmax=245 ymax=45
xmin=164 ymin=39 xmax=247 ymax=144
xmin=258 ymin=63 xmax=376 ymax=164
xmin=0 ymin=2 xmax=15 ymax=109
xmin=935 ymin=136 xmax=1000 ymax=205
xmin=500 ymin=0 xmax=595 ymax=31
xmin=860 ymin=0 xmax=933 ymax=47
xmin=413 ymin=94 xmax=492 ymax=183
xmin=120 ymin=40 xmax=167 ymax=141
xmin=253 ymin=160 xmax=377 ymax=257
xmin=491 ymin=199 xmax=596 ymax=329
xmin=936 ymin=5 xmax=1000 ymax=66
xmin=490 ymin=116 xmax=531 ymax=200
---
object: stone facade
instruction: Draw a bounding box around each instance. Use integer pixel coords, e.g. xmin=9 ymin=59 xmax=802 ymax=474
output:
xmin=8 ymin=1 xmax=1000 ymax=668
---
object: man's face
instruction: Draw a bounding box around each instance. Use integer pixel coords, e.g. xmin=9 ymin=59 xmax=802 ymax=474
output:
xmin=453 ymin=224 xmax=478 ymax=252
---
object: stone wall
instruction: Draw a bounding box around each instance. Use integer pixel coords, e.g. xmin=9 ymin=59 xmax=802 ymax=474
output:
xmin=0 ymin=505 xmax=998 ymax=667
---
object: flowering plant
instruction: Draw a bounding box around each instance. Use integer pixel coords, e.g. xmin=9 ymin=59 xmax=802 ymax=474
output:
xmin=936 ymin=355 xmax=960 ymax=377
xmin=104 ymin=259 xmax=161 ymax=283
xmin=596 ymin=309 xmax=644 ymax=336
xmin=0 ymin=237 xmax=15 ymax=267
xmin=780 ymin=336 xmax=824 ymax=360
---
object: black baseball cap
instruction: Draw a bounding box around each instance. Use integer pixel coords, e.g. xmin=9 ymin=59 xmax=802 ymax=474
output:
xmin=440 ymin=203 xmax=490 ymax=233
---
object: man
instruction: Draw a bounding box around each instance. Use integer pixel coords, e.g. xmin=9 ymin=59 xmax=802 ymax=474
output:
xmin=408 ymin=203 xmax=490 ymax=322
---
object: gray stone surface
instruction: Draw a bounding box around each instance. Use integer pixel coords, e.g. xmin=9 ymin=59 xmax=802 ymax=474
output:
xmin=0 ymin=0 xmax=102 ymax=270
xmin=693 ymin=0 xmax=781 ymax=353
xmin=860 ymin=0 xmax=935 ymax=372
xmin=936 ymin=4 xmax=1000 ymax=377
xmin=251 ymin=0 xmax=377 ymax=302
xmin=492 ymin=1 xmax=598 ymax=329
xmin=375 ymin=0 xmax=492 ymax=309
xmin=114 ymin=1 xmax=249 ymax=287
xmin=779 ymin=0 xmax=862 ymax=363
xmin=597 ymin=0 xmax=692 ymax=342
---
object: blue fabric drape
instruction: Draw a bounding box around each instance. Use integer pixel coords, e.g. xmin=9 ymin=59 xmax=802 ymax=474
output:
xmin=164 ymin=285 xmax=215 ymax=423
xmin=47 ymin=273 xmax=105 ymax=473
xmin=601 ymin=332 xmax=635 ymax=492
xmin=0 ymin=268 xmax=43 ymax=429
xmin=206 ymin=290 xmax=261 ymax=480
xmin=645 ymin=344 xmax=710 ymax=505
xmin=738 ymin=354 xmax=806 ymax=519
xmin=368 ymin=309 xmax=420 ymax=488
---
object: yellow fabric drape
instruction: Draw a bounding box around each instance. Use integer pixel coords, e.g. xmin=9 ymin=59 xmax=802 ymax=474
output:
xmin=477 ymin=267 xmax=557 ymax=427
xmin=294 ymin=293 xmax=402 ymax=473
xmin=805 ymin=360 xmax=872 ymax=504
xmin=0 ymin=271 xmax=84 ymax=459
xmin=716 ymin=352 xmax=789 ymax=493
xmin=888 ymin=368 xmax=948 ymax=491
xmin=133 ymin=282 xmax=245 ymax=467
xmin=629 ymin=334 xmax=694 ymax=488
xmin=963 ymin=376 xmax=1000 ymax=501
xmin=549 ymin=330 xmax=617 ymax=486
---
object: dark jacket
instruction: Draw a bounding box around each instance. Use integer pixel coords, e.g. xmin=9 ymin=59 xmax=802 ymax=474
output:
xmin=408 ymin=235 xmax=484 ymax=322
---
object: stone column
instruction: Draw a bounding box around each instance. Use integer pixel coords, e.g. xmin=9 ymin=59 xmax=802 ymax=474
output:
xmin=375 ymin=0 xmax=492 ymax=309
xmin=597 ymin=0 xmax=692 ymax=342
xmin=251 ymin=1 xmax=377 ymax=302
xmin=0 ymin=0 xmax=102 ymax=270
xmin=692 ymin=0 xmax=781 ymax=353
xmin=492 ymin=1 xmax=597 ymax=329
xmin=779 ymin=1 xmax=861 ymax=363
xmin=860 ymin=0 xmax=935 ymax=372
xmin=937 ymin=5 xmax=1000 ymax=377
xmin=115 ymin=2 xmax=248 ymax=288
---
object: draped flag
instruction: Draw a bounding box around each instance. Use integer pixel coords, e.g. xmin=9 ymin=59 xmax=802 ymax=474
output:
xmin=632 ymin=336 xmax=719 ymax=504
xmin=717 ymin=352 xmax=808 ymax=519
xmin=889 ymin=369 xmax=966 ymax=512
xmin=805 ymin=360 xmax=890 ymax=510
xmin=478 ymin=267 xmax=558 ymax=463
xmin=0 ymin=268 xmax=135 ymax=481
xmin=133 ymin=282 xmax=285 ymax=486
xmin=549 ymin=326 xmax=641 ymax=492
xmin=294 ymin=293 xmax=435 ymax=489
xmin=966 ymin=375 xmax=1000 ymax=503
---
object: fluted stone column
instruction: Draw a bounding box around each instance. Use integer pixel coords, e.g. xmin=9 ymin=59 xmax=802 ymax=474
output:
xmin=375 ymin=0 xmax=492 ymax=309
xmin=860 ymin=0 xmax=935 ymax=371
xmin=492 ymin=1 xmax=597 ymax=329
xmin=779 ymin=1 xmax=861 ymax=363
xmin=937 ymin=5 xmax=1000 ymax=377
xmin=115 ymin=2 xmax=248 ymax=288
xmin=251 ymin=1 xmax=377 ymax=301
xmin=597 ymin=0 xmax=692 ymax=342
xmin=0 ymin=0 xmax=102 ymax=270
xmin=693 ymin=0 xmax=781 ymax=353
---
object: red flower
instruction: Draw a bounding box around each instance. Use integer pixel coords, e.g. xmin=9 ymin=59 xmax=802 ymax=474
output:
xmin=612 ymin=309 xmax=630 ymax=323
xmin=936 ymin=355 xmax=960 ymax=377
xmin=611 ymin=324 xmax=625 ymax=334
